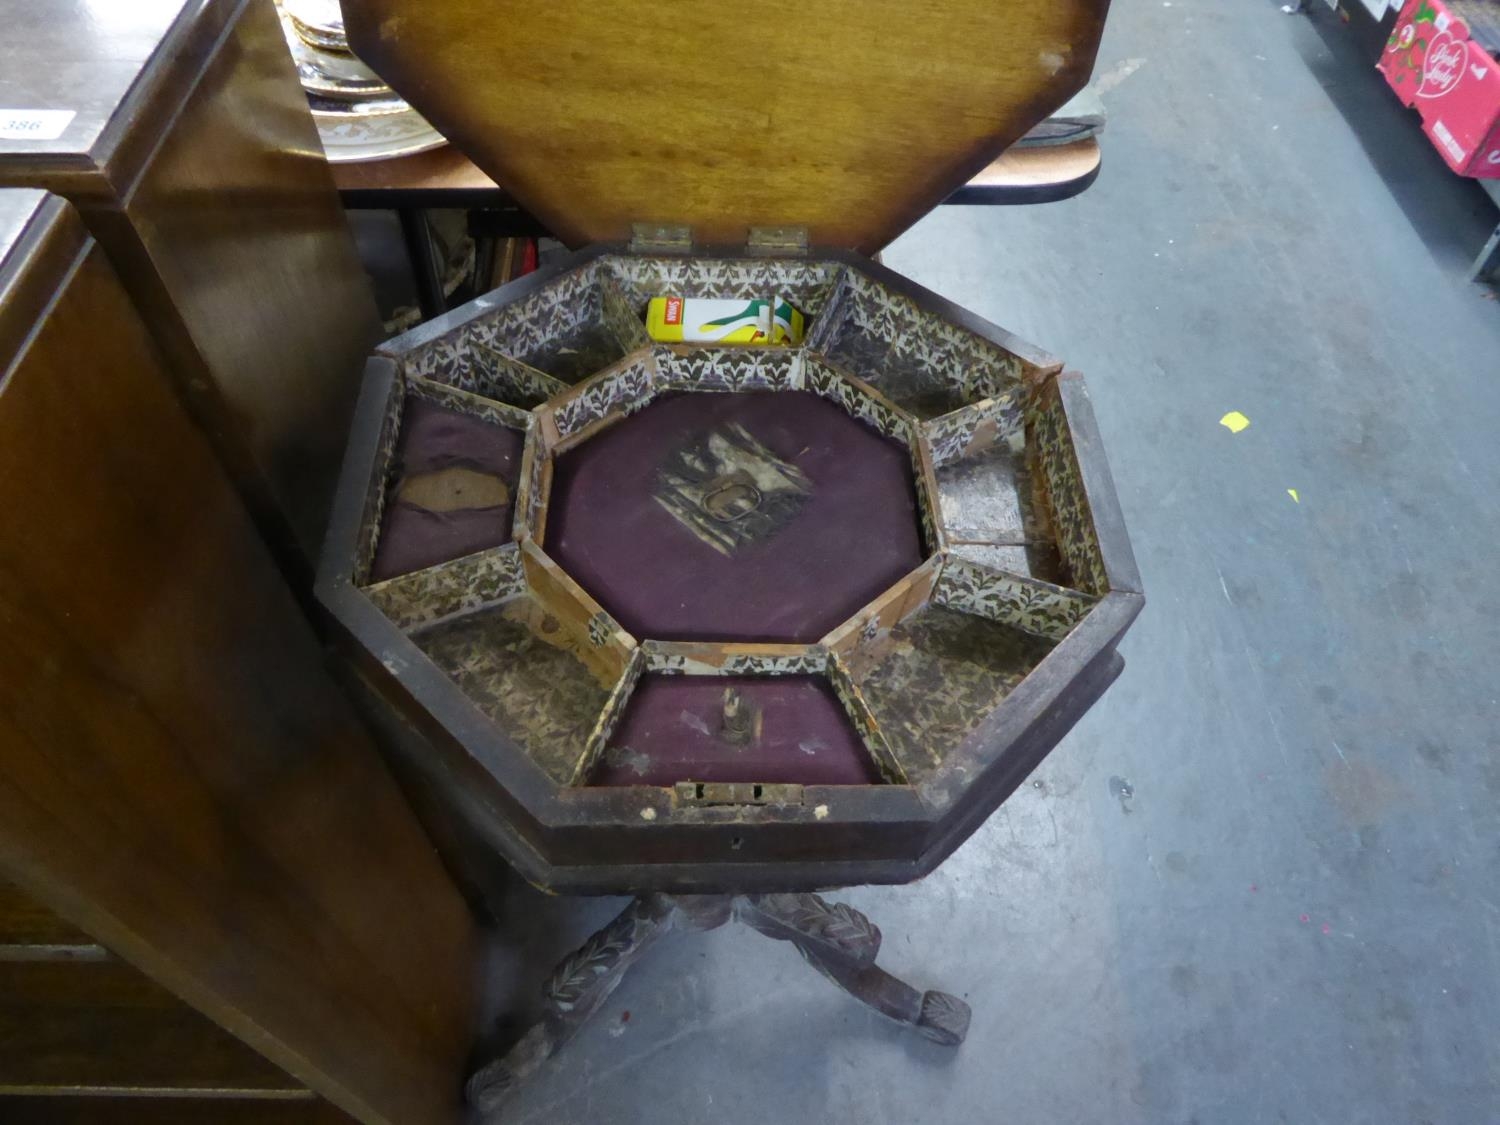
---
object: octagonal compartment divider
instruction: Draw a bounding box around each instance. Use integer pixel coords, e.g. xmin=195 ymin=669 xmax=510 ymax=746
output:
xmin=571 ymin=641 xmax=909 ymax=791
xmin=514 ymin=539 xmax=636 ymax=681
xmin=800 ymin=353 xmax=946 ymax=557
xmin=533 ymin=349 xmax=661 ymax=454
xmin=397 ymin=330 xmax=568 ymax=409
xmin=820 ymin=554 xmax=946 ymax=662
xmin=652 ymin=344 xmax=803 ymax=393
xmin=364 ymin=542 xmax=526 ymax=632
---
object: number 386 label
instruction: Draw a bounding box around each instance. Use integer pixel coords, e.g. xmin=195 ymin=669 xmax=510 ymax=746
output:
xmin=0 ymin=109 xmax=77 ymax=141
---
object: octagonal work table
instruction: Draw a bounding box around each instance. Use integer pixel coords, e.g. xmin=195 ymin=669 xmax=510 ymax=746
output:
xmin=318 ymin=250 xmax=1142 ymax=1110
xmin=326 ymin=0 xmax=1137 ymax=1110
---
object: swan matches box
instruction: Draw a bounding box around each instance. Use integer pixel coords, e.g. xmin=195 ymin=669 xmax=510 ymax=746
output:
xmin=1379 ymin=0 xmax=1500 ymax=177
xmin=646 ymin=296 xmax=805 ymax=345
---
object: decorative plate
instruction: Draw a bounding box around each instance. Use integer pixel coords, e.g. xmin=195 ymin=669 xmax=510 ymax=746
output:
xmin=308 ymin=94 xmax=447 ymax=164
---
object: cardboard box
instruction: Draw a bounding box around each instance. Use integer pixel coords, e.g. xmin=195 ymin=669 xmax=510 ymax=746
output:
xmin=1378 ymin=0 xmax=1500 ymax=176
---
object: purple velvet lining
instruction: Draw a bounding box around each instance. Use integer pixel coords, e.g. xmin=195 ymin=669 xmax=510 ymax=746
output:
xmin=591 ymin=674 xmax=879 ymax=787
xmin=370 ymin=396 xmax=523 ymax=581
xmin=547 ymin=391 xmax=924 ymax=642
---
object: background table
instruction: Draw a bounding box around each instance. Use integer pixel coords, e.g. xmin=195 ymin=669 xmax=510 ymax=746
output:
xmin=334 ymin=141 xmax=1104 ymax=319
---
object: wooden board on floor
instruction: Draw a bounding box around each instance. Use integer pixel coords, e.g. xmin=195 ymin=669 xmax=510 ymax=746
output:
xmin=0 ymin=1096 xmax=355 ymax=1125
xmin=0 ymin=961 xmax=301 ymax=1096
xmin=0 ymin=881 xmax=92 ymax=948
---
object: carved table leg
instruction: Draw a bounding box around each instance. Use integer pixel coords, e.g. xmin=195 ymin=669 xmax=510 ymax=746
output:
xmin=467 ymin=894 xmax=730 ymax=1114
xmin=468 ymin=891 xmax=969 ymax=1115
xmin=736 ymin=892 xmax=971 ymax=1046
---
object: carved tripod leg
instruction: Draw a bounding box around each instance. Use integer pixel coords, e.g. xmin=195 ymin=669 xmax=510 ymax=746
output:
xmin=737 ymin=893 xmax=971 ymax=1046
xmin=467 ymin=894 xmax=730 ymax=1115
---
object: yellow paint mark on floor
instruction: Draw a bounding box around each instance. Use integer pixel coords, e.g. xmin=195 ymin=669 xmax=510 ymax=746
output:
xmin=1219 ymin=410 xmax=1251 ymax=434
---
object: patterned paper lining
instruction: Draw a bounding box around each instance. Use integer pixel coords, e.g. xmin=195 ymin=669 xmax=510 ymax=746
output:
xmin=925 ymin=385 xmax=1027 ymax=468
xmin=408 ymin=376 xmax=534 ymax=432
xmin=574 ymin=649 xmax=647 ymax=786
xmin=643 ymin=643 xmax=830 ymax=677
xmin=398 ymin=340 xmax=564 ymax=408
xmin=354 ymin=370 xmax=408 ymax=586
xmin=1027 ymin=383 xmax=1109 ymax=596
xmin=364 ymin=543 xmax=526 ymax=631
xmin=814 ymin=269 xmax=1029 ymax=419
xmin=828 ymin=657 xmax=909 ymax=785
xmin=802 ymin=356 xmax=918 ymax=444
xmin=408 ymin=594 xmax=611 ymax=785
xmin=654 ymin=346 xmax=802 ymax=392
xmin=935 ymin=554 xmax=1096 ymax=643
xmin=550 ymin=353 xmax=660 ymax=443
xmin=513 ymin=427 xmax=549 ymax=541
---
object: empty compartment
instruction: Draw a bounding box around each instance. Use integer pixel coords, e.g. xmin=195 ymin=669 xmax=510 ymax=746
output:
xmin=484 ymin=258 xmax=646 ymax=383
xmin=935 ymin=423 xmax=1066 ymax=584
xmin=847 ymin=554 xmax=1097 ymax=782
xmin=368 ymin=384 xmax=528 ymax=581
xmin=853 ymin=606 xmax=1055 ymax=783
xmin=812 ymin=268 xmax=1036 ymax=420
xmin=409 ymin=593 xmax=613 ymax=785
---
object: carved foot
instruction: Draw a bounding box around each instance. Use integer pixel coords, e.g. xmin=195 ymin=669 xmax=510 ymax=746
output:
xmin=466 ymin=1024 xmax=550 ymax=1115
xmin=916 ymin=990 xmax=972 ymax=1046
xmin=739 ymin=893 xmax=969 ymax=1046
xmin=467 ymin=894 xmax=728 ymax=1117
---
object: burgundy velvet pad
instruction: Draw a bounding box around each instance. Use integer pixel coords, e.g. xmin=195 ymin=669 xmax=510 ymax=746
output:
xmin=591 ymin=674 xmax=880 ymax=787
xmin=370 ymin=396 xmax=523 ymax=581
xmin=547 ymin=391 xmax=924 ymax=642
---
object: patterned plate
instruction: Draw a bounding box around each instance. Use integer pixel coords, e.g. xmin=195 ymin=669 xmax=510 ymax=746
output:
xmin=309 ymin=95 xmax=447 ymax=163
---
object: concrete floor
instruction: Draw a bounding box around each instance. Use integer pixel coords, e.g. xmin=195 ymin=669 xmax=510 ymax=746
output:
xmin=491 ymin=2 xmax=1500 ymax=1120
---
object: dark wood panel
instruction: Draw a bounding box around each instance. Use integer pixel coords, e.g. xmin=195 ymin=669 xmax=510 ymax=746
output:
xmin=0 ymin=205 xmax=479 ymax=1125
xmin=0 ymin=0 xmax=382 ymax=571
xmin=107 ymin=0 xmax=381 ymax=566
xmin=0 ymin=961 xmax=299 ymax=1095
xmin=0 ymin=880 xmax=92 ymax=948
xmin=0 ymin=1096 xmax=354 ymax=1125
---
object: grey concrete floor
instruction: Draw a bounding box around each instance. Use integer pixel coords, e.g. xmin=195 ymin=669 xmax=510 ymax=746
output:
xmin=490 ymin=2 xmax=1500 ymax=1121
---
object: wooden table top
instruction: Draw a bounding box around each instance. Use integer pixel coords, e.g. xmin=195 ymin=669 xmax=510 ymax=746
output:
xmin=333 ymin=139 xmax=1102 ymax=211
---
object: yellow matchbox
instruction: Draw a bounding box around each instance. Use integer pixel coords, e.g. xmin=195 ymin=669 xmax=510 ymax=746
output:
xmin=646 ymin=295 xmax=805 ymax=346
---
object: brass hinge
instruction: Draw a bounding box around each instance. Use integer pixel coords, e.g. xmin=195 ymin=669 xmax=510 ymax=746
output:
xmin=674 ymin=781 xmax=805 ymax=806
xmin=747 ymin=225 xmax=809 ymax=257
xmin=630 ymin=223 xmax=694 ymax=254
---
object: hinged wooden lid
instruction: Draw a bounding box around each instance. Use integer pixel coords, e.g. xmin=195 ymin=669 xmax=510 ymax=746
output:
xmin=344 ymin=0 xmax=1109 ymax=253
